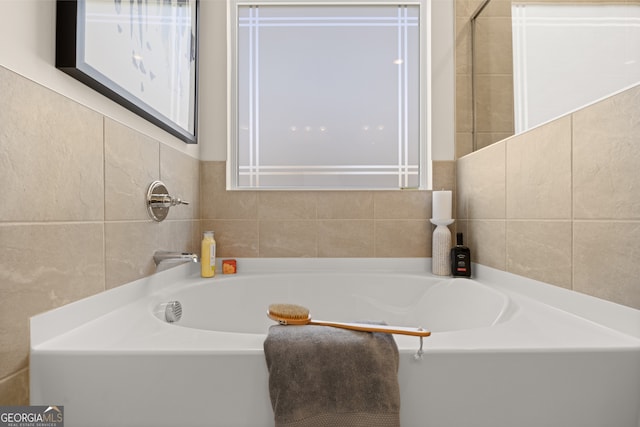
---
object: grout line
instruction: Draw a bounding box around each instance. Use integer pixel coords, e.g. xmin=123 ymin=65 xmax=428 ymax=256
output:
xmin=0 ymin=221 xmax=105 ymax=226
xmin=504 ymin=140 xmax=509 ymax=273
xmin=256 ymin=193 xmax=261 ymax=257
xmin=570 ymin=113 xmax=575 ymax=292
xmin=102 ymin=116 xmax=108 ymax=293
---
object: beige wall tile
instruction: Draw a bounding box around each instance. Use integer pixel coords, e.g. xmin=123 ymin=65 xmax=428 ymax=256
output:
xmin=316 ymin=192 xmax=373 ymax=219
xmin=105 ymin=119 xmax=160 ymax=221
xmin=200 ymin=161 xmax=225 ymax=218
xmin=457 ymin=141 xmax=506 ymax=220
xmin=0 ymin=368 xmax=29 ymax=405
xmin=258 ymin=192 xmax=317 ymax=220
xmin=318 ymin=220 xmax=374 ymax=257
xmin=506 ymin=220 xmax=572 ymax=289
xmin=259 ymin=220 xmax=318 ymax=257
xmin=200 ymin=161 xmax=258 ymax=220
xmin=473 ymin=16 xmax=513 ymax=75
xmin=455 ymin=17 xmax=472 ymax=75
xmin=465 ymin=219 xmax=506 ymax=270
xmin=478 ymin=0 xmax=512 ymax=17
xmin=475 ymin=132 xmax=512 ymax=150
xmin=216 ymin=190 xmax=259 ymax=220
xmin=454 ymin=219 xmax=469 ymax=245
xmin=159 ymin=220 xmax=200 ymax=257
xmin=574 ymin=221 xmax=640 ymax=309
xmin=506 ymin=116 xmax=572 ymax=219
xmin=456 ymin=0 xmax=486 ymax=17
xmin=456 ymin=132 xmax=474 ymax=159
xmin=202 ymin=219 xmax=259 ymax=258
xmin=374 ymin=191 xmax=430 ymax=219
xmin=375 ymin=220 xmax=430 ymax=257
xmin=105 ymin=221 xmax=159 ymax=289
xmin=432 ymin=161 xmax=456 ymax=192
xmin=573 ymin=85 xmax=640 ymax=219
xmin=474 ymin=75 xmax=514 ymax=133
xmin=0 ymin=223 xmax=104 ymax=379
xmin=160 ymin=144 xmax=200 ymax=220
xmin=456 ymin=73 xmax=473 ymax=133
xmin=0 ymin=67 xmax=104 ymax=222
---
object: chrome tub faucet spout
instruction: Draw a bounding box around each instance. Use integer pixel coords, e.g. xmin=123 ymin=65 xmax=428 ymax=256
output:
xmin=153 ymin=251 xmax=199 ymax=268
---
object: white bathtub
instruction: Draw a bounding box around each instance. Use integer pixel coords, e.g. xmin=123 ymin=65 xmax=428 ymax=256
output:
xmin=30 ymin=259 xmax=640 ymax=427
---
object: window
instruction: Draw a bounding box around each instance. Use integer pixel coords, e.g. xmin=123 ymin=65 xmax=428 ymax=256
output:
xmin=229 ymin=1 xmax=430 ymax=189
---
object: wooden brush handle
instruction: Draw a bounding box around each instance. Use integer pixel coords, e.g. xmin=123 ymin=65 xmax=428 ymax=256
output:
xmin=309 ymin=319 xmax=431 ymax=337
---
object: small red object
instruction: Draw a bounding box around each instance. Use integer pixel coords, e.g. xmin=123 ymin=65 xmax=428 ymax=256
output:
xmin=222 ymin=259 xmax=237 ymax=274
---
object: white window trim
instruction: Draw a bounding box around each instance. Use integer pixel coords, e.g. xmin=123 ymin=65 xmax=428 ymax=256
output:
xmin=227 ymin=0 xmax=432 ymax=190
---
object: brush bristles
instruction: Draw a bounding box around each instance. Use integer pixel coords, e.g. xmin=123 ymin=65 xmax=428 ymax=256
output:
xmin=269 ymin=303 xmax=310 ymax=320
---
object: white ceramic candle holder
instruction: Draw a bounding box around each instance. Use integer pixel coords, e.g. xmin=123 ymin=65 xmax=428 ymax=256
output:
xmin=430 ymin=218 xmax=454 ymax=276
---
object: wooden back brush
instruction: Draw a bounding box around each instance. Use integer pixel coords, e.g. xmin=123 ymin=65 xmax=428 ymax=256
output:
xmin=267 ymin=303 xmax=431 ymax=337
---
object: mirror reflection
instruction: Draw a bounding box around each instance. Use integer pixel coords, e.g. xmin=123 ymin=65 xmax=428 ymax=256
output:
xmin=471 ymin=0 xmax=640 ymax=151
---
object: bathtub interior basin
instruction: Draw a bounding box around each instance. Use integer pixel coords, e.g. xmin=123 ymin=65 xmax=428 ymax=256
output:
xmin=166 ymin=273 xmax=512 ymax=334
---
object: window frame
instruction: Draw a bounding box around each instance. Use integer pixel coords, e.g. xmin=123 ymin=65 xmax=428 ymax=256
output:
xmin=227 ymin=0 xmax=431 ymax=190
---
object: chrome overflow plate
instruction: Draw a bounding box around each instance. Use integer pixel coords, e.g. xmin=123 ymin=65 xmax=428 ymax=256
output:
xmin=154 ymin=301 xmax=183 ymax=323
xmin=165 ymin=301 xmax=183 ymax=323
xmin=146 ymin=181 xmax=189 ymax=222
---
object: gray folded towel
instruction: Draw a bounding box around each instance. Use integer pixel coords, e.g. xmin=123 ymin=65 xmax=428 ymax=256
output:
xmin=264 ymin=324 xmax=401 ymax=427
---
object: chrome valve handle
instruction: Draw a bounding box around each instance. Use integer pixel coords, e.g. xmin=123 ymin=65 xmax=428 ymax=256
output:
xmin=146 ymin=181 xmax=189 ymax=222
xmin=148 ymin=193 xmax=190 ymax=208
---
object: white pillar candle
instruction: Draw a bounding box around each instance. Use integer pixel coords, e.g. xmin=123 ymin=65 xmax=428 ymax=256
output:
xmin=432 ymin=190 xmax=452 ymax=220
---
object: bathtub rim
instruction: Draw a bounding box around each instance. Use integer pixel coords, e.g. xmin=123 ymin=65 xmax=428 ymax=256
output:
xmin=30 ymin=258 xmax=640 ymax=353
xmin=472 ymin=263 xmax=640 ymax=339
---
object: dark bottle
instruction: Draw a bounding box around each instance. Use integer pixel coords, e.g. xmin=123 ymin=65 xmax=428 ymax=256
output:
xmin=450 ymin=233 xmax=471 ymax=277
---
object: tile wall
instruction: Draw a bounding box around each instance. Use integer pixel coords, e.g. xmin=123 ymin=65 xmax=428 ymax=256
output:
xmin=0 ymin=66 xmax=200 ymax=404
xmin=456 ymin=83 xmax=640 ymax=309
xmin=200 ymin=161 xmax=454 ymax=259
xmin=0 ymin=65 xmax=454 ymax=404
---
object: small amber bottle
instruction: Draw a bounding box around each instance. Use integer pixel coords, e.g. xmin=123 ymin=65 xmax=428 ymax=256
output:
xmin=450 ymin=232 xmax=471 ymax=277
